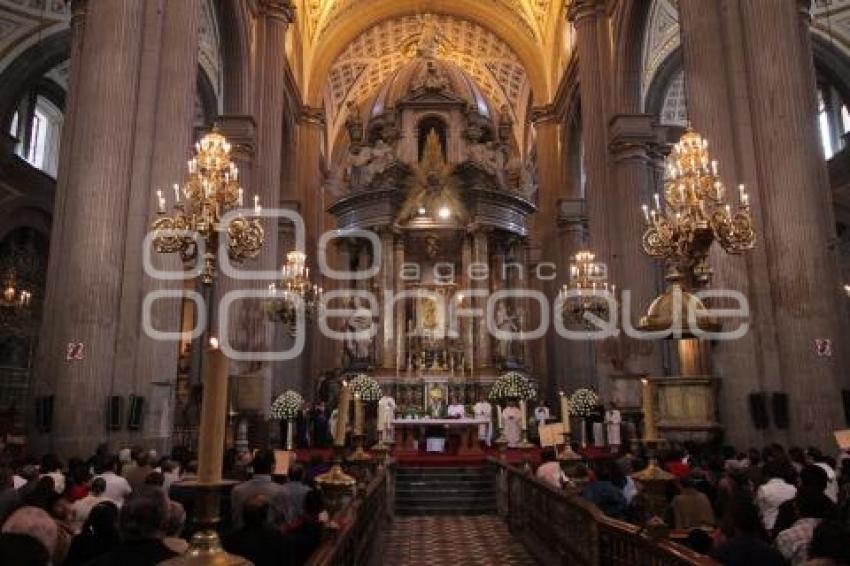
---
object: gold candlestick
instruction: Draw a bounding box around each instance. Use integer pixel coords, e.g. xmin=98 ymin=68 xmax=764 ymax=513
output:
xmin=641 ymin=377 xmax=658 ymax=443
xmin=335 ymin=382 xmax=351 ymax=447
xmin=353 ymin=392 xmax=363 ymax=435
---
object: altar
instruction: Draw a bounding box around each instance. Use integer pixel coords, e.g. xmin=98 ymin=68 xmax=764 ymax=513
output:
xmin=392 ymin=418 xmax=489 ymax=456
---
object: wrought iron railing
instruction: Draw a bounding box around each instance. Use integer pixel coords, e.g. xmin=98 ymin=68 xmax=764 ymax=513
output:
xmin=493 ymin=459 xmax=717 ymax=566
xmin=306 ymin=464 xmax=389 ymax=566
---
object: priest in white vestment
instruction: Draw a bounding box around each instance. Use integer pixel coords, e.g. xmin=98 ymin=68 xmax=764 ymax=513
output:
xmin=473 ymin=400 xmax=493 ymax=446
xmin=502 ymin=403 xmax=522 ymax=446
xmin=605 ymin=404 xmax=622 ymax=453
xmin=377 ymin=395 xmax=397 ymax=442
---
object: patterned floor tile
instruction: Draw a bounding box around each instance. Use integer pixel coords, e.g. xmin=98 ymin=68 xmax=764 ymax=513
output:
xmin=383 ymin=516 xmax=539 ymax=565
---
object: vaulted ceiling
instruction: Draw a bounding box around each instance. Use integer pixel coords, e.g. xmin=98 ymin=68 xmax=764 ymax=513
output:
xmin=301 ymin=0 xmax=557 ymax=46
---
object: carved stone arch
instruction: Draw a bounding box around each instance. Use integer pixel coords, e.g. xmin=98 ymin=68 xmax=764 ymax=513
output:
xmin=643 ymin=48 xmax=683 ymax=119
xmin=0 ymin=206 xmax=51 ymax=244
xmin=0 ymin=29 xmax=71 ymax=133
xmin=813 ymin=35 xmax=850 ymax=107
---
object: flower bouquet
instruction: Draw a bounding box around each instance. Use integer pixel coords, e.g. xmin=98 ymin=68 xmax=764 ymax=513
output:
xmin=488 ymin=371 xmax=537 ymax=402
xmin=568 ymin=388 xmax=598 ymax=417
xmin=270 ymin=390 xmax=305 ymax=420
xmin=348 ymin=374 xmax=382 ymax=402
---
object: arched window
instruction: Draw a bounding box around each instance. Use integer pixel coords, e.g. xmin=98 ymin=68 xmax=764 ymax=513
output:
xmin=9 ymin=95 xmax=63 ymax=178
xmin=659 ymin=70 xmax=688 ymax=127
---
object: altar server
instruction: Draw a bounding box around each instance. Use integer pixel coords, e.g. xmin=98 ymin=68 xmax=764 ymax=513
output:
xmin=502 ymin=402 xmax=522 ymax=446
xmin=377 ymin=395 xmax=397 ymax=442
xmin=473 ymin=399 xmax=493 ymax=446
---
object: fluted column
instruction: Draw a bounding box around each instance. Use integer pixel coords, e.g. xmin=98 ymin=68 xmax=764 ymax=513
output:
xmin=116 ymin=0 xmax=202 ymax=452
xmin=568 ymin=0 xmax=612 ymax=263
xmin=678 ymin=0 xmax=786 ymax=447
xmin=472 ymin=229 xmax=491 ymax=370
xmin=737 ymin=0 xmax=847 ymax=447
xmin=32 ymin=0 xmax=147 ymax=457
xmin=608 ymin=115 xmax=663 ymax=380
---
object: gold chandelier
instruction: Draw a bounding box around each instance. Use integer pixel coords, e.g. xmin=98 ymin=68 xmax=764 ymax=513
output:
xmin=267 ymin=250 xmax=323 ymax=334
xmin=641 ymin=128 xmax=755 ymax=286
xmin=151 ymin=128 xmax=264 ymax=284
xmin=559 ymin=250 xmax=614 ymax=327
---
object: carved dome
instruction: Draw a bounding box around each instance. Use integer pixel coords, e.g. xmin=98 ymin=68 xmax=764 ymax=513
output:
xmin=369 ymin=56 xmax=494 ymax=119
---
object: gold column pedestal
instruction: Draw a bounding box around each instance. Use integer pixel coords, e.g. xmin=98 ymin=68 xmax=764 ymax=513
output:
xmin=631 ymin=441 xmax=675 ymax=522
xmin=349 ymin=433 xmax=371 ymax=462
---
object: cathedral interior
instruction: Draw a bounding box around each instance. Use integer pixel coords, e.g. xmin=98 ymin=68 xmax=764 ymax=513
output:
xmin=0 ymin=0 xmax=849 ymax=471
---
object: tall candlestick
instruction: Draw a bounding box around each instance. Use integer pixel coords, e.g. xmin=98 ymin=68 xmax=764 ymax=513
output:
xmin=354 ymin=392 xmax=363 ymax=435
xmin=641 ymin=378 xmax=657 ymax=442
xmin=519 ymin=400 xmax=528 ymax=432
xmin=173 ymin=183 xmax=180 ymax=203
xmin=497 ymin=404 xmax=504 ymax=430
xmin=559 ymin=391 xmax=571 ymax=435
xmin=156 ymin=190 xmax=165 ymax=213
xmin=335 ymin=383 xmax=351 ymax=447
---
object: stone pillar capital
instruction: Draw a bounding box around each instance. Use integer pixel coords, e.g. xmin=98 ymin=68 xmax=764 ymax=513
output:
xmin=608 ymin=114 xmax=659 ymax=162
xmin=259 ymin=0 xmax=296 ymax=23
xmin=556 ymin=198 xmax=588 ymax=230
xmin=567 ymin=0 xmax=604 ymax=24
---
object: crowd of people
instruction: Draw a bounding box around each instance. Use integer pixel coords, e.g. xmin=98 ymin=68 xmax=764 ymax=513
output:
xmin=536 ymin=443 xmax=850 ymax=565
xmin=0 ymin=445 xmax=327 ymax=565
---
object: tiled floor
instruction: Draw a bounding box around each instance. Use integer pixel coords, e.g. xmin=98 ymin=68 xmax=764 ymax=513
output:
xmin=383 ymin=515 xmax=539 ymax=565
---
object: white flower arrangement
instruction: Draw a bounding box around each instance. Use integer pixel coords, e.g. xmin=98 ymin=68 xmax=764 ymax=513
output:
xmin=488 ymin=371 xmax=537 ymax=402
xmin=348 ymin=374 xmax=382 ymax=402
xmin=270 ymin=390 xmax=304 ymax=420
xmin=569 ymin=388 xmax=599 ymax=417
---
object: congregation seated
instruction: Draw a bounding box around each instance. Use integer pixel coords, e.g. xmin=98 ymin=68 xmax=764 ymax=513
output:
xmin=230 ymin=448 xmax=290 ymax=528
xmin=223 ymin=494 xmax=292 ymax=566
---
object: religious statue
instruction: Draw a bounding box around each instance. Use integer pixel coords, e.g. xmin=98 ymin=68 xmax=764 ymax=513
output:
xmin=416 ymin=14 xmax=440 ymax=58
xmin=468 ymin=141 xmax=507 ymax=185
xmin=413 ymin=60 xmax=450 ymax=92
xmin=345 ymin=139 xmax=397 ymax=190
xmin=495 ymin=301 xmax=519 ymax=361
xmin=345 ymin=100 xmax=364 ymax=144
xmin=518 ymin=156 xmax=539 ymax=200
xmin=344 ymin=298 xmax=373 ymax=367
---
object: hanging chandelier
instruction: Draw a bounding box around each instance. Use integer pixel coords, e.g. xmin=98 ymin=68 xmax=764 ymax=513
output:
xmin=267 ymin=250 xmax=323 ymax=335
xmin=641 ymin=128 xmax=755 ymax=286
xmin=559 ymin=250 xmax=614 ymax=328
xmin=151 ymin=128 xmax=265 ymax=284
xmin=0 ymin=269 xmax=31 ymax=310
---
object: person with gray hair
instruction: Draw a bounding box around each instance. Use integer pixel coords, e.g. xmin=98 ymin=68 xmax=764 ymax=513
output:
xmin=1 ymin=506 xmax=58 ymax=559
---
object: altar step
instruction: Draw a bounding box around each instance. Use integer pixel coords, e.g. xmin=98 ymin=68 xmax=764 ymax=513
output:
xmin=394 ymin=466 xmax=498 ymax=516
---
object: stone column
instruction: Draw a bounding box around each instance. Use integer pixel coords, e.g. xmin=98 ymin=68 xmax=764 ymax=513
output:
xmin=461 ymin=235 xmax=474 ymax=372
xmin=249 ymin=0 xmax=294 ymax=412
xmin=608 ymin=115 xmax=664 ymax=380
xmin=115 ymin=0 xmax=202 ymax=453
xmin=379 ymin=230 xmax=396 ymax=368
xmin=32 ymin=0 xmax=147 ymax=457
xmin=567 ymin=0 xmax=612 ymax=263
xmin=677 ymin=0 xmax=782 ymax=448
xmin=394 ymin=238 xmax=406 ymax=370
xmin=737 ymin=0 xmax=848 ymax=447
xmin=472 ymin=230 xmax=492 ymax=371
